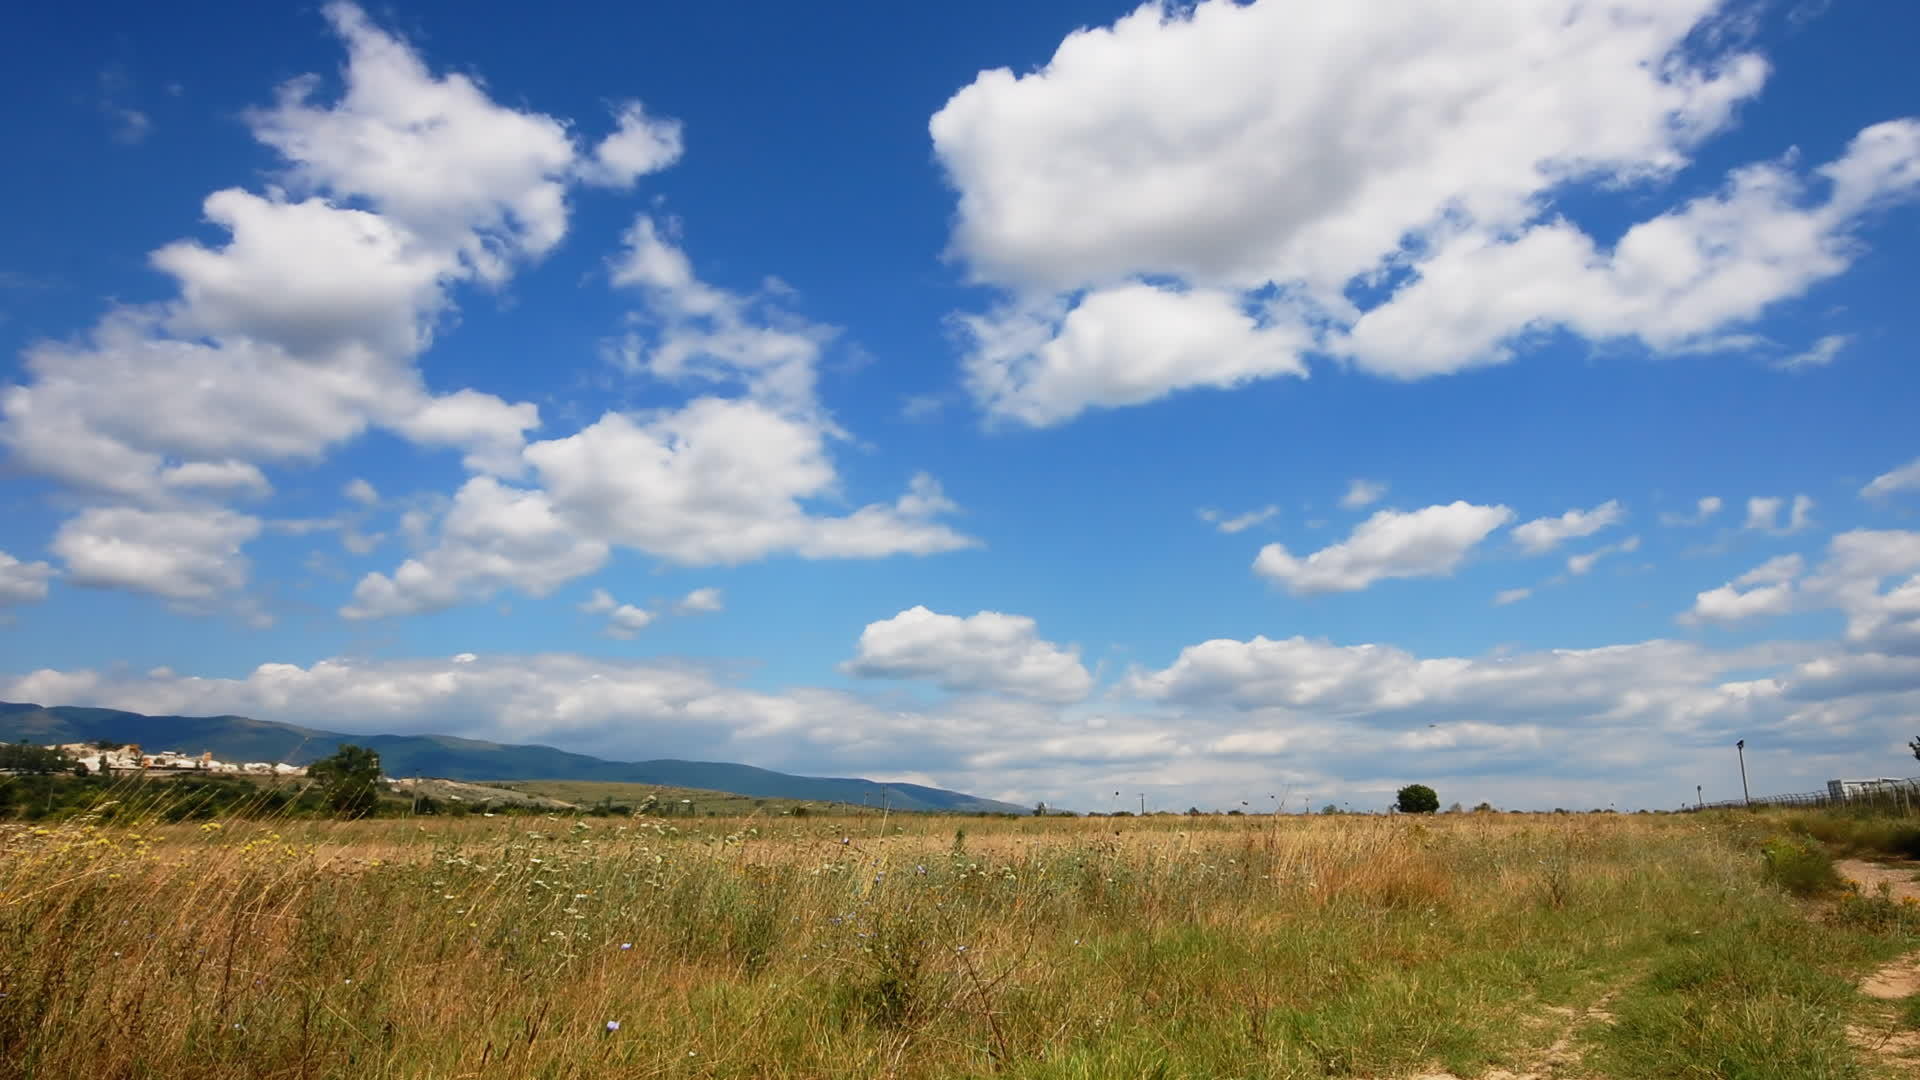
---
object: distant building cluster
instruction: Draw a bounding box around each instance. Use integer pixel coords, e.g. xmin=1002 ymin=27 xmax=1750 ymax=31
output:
xmin=58 ymin=743 xmax=307 ymax=777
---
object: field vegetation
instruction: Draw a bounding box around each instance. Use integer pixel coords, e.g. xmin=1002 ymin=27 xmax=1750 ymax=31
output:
xmin=3 ymin=806 xmax=1919 ymax=1079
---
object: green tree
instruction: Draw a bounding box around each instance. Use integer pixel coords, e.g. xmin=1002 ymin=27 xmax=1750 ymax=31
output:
xmin=1395 ymin=784 xmax=1440 ymax=814
xmin=308 ymin=744 xmax=382 ymax=818
xmin=0 ymin=742 xmax=74 ymax=775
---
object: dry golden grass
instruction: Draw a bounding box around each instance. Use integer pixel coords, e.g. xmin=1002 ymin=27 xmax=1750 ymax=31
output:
xmin=2 ymin=809 xmax=1914 ymax=1079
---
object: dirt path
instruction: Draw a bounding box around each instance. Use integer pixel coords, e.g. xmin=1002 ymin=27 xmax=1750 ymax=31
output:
xmin=1838 ymin=858 xmax=1920 ymax=905
xmin=1837 ymin=859 xmax=1920 ymax=1074
xmin=1409 ymin=982 xmax=1625 ymax=1080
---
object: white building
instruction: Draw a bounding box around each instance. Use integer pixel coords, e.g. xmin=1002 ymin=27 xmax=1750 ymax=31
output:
xmin=1827 ymin=778 xmax=1912 ymax=800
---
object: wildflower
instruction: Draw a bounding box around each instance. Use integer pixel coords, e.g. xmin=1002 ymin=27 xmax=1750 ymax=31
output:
xmin=620 ymin=943 xmax=633 ymax=950
xmin=605 ymin=1020 xmax=621 ymax=1032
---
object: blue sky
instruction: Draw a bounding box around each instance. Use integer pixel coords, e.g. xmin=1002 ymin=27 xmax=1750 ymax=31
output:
xmin=3 ymin=0 xmax=1919 ymax=812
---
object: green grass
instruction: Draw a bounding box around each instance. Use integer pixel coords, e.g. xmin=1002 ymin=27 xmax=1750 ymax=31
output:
xmin=485 ymin=778 xmax=888 ymax=817
xmin=2 ymin=810 xmax=1916 ymax=1079
xmin=1775 ymin=811 xmax=1920 ymax=861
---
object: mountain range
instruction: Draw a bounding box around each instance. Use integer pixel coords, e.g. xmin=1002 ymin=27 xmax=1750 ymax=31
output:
xmin=0 ymin=702 xmax=1027 ymax=814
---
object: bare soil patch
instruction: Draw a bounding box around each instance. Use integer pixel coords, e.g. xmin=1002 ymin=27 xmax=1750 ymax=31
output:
xmin=1838 ymin=858 xmax=1920 ymax=905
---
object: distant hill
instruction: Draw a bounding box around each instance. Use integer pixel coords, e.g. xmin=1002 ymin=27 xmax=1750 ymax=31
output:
xmin=0 ymin=702 xmax=1027 ymax=814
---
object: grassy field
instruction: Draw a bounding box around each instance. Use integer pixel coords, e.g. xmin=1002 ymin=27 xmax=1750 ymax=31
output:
xmin=3 ymin=809 xmax=1918 ymax=1079
xmin=483 ymin=779 xmax=837 ymax=816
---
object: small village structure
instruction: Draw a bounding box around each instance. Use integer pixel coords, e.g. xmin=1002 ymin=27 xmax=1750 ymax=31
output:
xmin=55 ymin=743 xmax=307 ymax=777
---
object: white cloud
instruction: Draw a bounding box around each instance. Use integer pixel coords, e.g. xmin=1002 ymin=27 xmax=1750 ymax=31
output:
xmin=576 ymin=101 xmax=684 ymax=189
xmin=1660 ymin=495 xmax=1723 ymax=527
xmin=900 ymin=394 xmax=945 ymax=422
xmin=158 ymin=460 xmax=272 ymax=499
xmin=1124 ymin=634 xmax=1804 ymax=728
xmin=1863 ymin=458 xmax=1920 ymax=500
xmin=0 ymin=551 xmax=56 ymax=607
xmin=1339 ymin=124 xmax=1920 ymax=375
xmin=603 ymin=604 xmax=655 ymax=639
xmin=153 ymin=189 xmax=459 ymax=359
xmin=958 ymin=284 xmax=1307 ymax=427
xmin=934 ymin=0 xmax=1920 ymax=420
xmin=342 ymin=477 xmax=608 ymax=618
xmin=576 ymin=586 xmax=660 ymax=637
xmin=3 ymin=318 xmax=409 ymax=500
xmin=0 ymin=2 xmax=614 ymax=595
xmin=388 ymin=388 xmax=541 ymax=477
xmin=1253 ymin=501 xmax=1512 ymax=595
xmin=1492 ymin=587 xmax=1531 ymax=606
xmin=97 ymin=67 xmax=152 ymax=145
xmin=1682 ymin=533 xmax=1920 ymax=654
xmin=608 ymin=216 xmax=830 ymax=412
xmin=52 ymin=507 xmax=260 ymax=604
xmin=344 ymin=477 xmax=379 ymax=505
xmin=1566 ymin=535 xmax=1641 ymax=576
xmin=1513 ymin=500 xmax=1624 ymax=554
xmin=336 ymin=212 xmax=975 ymax=614
xmin=7 ymin=6 xmax=963 ymax=619
xmin=674 ymin=587 xmax=724 ymax=615
xmin=1745 ymin=494 xmax=1816 ymax=534
xmin=935 ymin=0 xmax=1762 ymax=293
xmin=1773 ymin=333 xmax=1851 ymax=372
xmin=1684 ymin=555 xmax=1804 ymax=624
xmin=843 ymin=605 xmax=1093 ymax=703
xmin=1339 ymin=479 xmax=1385 ymax=510
xmin=1741 ymin=554 xmax=1810 ymax=588
xmin=1198 ymin=505 xmax=1277 ymax=534
xmin=1813 ymin=531 xmax=1920 ymax=654
xmin=248 ymin=2 xmax=580 ymax=280
xmin=6 ymin=620 xmax=1918 ymax=813
xmin=525 ymin=400 xmax=974 ymax=566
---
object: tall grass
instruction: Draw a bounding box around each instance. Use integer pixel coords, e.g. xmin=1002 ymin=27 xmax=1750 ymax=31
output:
xmin=1 ymin=811 xmax=1913 ymax=1078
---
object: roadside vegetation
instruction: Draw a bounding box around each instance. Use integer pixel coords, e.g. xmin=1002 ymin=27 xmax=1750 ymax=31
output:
xmin=4 ymin=806 xmax=1919 ymax=1078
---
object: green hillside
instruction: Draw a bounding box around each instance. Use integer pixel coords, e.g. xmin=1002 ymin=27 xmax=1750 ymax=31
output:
xmin=0 ymin=702 xmax=1025 ymax=814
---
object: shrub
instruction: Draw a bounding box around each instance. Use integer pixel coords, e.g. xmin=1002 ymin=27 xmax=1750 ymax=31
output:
xmin=1760 ymin=835 xmax=1843 ymax=897
xmin=1827 ymin=886 xmax=1920 ymax=934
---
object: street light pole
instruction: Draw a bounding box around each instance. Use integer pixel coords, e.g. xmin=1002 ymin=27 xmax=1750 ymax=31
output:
xmin=1696 ymin=784 xmax=1702 ymax=810
xmin=1736 ymin=739 xmax=1751 ymax=806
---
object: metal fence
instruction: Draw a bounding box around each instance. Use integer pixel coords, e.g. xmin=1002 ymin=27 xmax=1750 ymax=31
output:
xmin=1690 ymin=776 xmax=1920 ymax=813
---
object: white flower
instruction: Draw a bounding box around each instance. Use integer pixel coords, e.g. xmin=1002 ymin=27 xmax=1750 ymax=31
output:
xmin=605 ymin=1020 xmax=621 ymax=1032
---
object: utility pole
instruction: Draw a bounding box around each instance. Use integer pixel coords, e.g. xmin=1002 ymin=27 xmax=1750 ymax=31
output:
xmin=1138 ymin=793 xmax=1146 ymax=816
xmin=1736 ymin=739 xmax=1751 ymax=806
xmin=1696 ymin=784 xmax=1702 ymax=810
